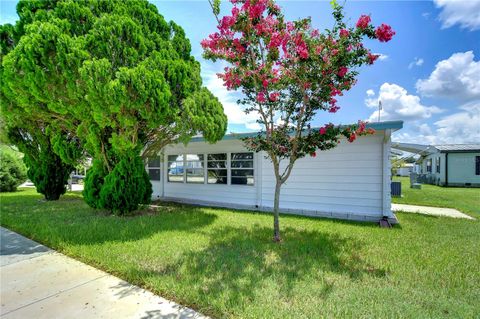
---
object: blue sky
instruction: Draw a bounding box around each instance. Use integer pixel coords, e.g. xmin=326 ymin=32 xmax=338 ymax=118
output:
xmin=1 ymin=0 xmax=479 ymax=144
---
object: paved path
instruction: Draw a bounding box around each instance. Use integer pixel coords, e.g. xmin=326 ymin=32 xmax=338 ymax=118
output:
xmin=0 ymin=227 xmax=207 ymax=319
xmin=392 ymin=204 xmax=475 ymax=220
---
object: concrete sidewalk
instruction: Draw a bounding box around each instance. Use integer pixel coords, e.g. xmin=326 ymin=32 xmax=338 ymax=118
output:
xmin=392 ymin=203 xmax=475 ymax=220
xmin=0 ymin=227 xmax=207 ymax=319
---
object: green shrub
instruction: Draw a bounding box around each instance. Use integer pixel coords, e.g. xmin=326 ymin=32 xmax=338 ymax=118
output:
xmin=82 ymin=159 xmax=107 ymax=209
xmin=99 ymin=154 xmax=152 ymax=215
xmin=25 ymin=149 xmax=74 ymax=200
xmin=84 ymin=154 xmax=152 ymax=215
xmin=0 ymin=146 xmax=27 ymax=192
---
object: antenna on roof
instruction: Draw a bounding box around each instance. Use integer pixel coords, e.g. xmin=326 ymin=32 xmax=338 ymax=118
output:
xmin=378 ymin=100 xmax=382 ymax=122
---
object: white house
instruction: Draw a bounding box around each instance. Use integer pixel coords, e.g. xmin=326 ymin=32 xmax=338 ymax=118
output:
xmin=146 ymin=120 xmax=403 ymax=223
xmin=419 ymin=145 xmax=480 ymax=187
xmin=396 ymin=163 xmax=414 ymax=177
xmin=392 ymin=143 xmax=480 ymax=187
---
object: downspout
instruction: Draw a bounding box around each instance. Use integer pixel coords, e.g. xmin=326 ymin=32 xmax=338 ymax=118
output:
xmin=445 ymin=152 xmax=449 ymax=187
xmin=382 ymin=129 xmax=393 ymax=219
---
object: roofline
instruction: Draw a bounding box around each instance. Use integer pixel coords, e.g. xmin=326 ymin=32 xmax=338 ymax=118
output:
xmin=439 ymin=150 xmax=480 ymax=154
xmin=189 ymin=120 xmax=403 ymax=143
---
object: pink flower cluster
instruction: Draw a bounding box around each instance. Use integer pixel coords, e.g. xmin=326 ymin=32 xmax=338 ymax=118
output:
xmin=367 ymin=53 xmax=379 ymax=65
xmin=356 ymin=15 xmax=371 ymax=29
xmin=337 ymin=66 xmax=348 ymax=77
xmin=339 ymin=29 xmax=349 ymax=38
xmin=294 ymin=34 xmax=309 ymax=59
xmin=375 ymin=24 xmax=396 ymax=42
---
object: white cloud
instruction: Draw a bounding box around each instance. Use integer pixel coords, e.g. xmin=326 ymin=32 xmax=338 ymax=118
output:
xmin=393 ymin=101 xmax=480 ymax=144
xmin=373 ymin=53 xmax=389 ymax=61
xmin=416 ymin=51 xmax=480 ymax=102
xmin=434 ymin=0 xmax=480 ymax=30
xmin=365 ymin=83 xmax=442 ymax=122
xmin=366 ymin=89 xmax=375 ymax=97
xmin=202 ymin=64 xmax=261 ymax=131
xmin=408 ymin=57 xmax=424 ymax=69
xmin=422 ymin=12 xmax=431 ymax=19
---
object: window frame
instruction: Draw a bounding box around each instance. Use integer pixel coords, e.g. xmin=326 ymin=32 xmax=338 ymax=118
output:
xmin=436 ymin=157 xmax=441 ymax=174
xmin=147 ymin=155 xmax=161 ymax=181
xmin=185 ymin=154 xmax=205 ymax=184
xmin=167 ymin=154 xmax=185 ymax=183
xmin=426 ymin=158 xmax=432 ymax=173
xmin=230 ymin=152 xmax=255 ymax=186
xmin=207 ymin=153 xmax=228 ymax=184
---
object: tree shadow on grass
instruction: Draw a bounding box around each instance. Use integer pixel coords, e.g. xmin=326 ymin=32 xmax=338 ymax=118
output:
xmin=135 ymin=225 xmax=387 ymax=317
xmin=1 ymin=196 xmax=218 ymax=246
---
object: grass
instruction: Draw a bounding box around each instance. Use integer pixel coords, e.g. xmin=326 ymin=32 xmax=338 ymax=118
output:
xmin=392 ymin=176 xmax=480 ymax=219
xmin=1 ymin=188 xmax=479 ymax=318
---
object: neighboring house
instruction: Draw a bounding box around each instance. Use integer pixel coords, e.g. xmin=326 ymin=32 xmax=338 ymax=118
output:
xmin=392 ymin=143 xmax=480 ymax=187
xmin=396 ymin=163 xmax=414 ymax=177
xmin=145 ymin=120 xmax=403 ymax=223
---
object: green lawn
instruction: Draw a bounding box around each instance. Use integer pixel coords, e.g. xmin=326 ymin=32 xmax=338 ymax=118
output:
xmin=1 ymin=188 xmax=479 ymax=318
xmin=392 ymin=176 xmax=480 ymax=219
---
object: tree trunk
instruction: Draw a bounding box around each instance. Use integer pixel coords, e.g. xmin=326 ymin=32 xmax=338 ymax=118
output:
xmin=273 ymin=179 xmax=282 ymax=242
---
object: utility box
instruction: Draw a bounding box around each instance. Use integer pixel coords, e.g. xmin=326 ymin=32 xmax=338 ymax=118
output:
xmin=391 ymin=181 xmax=402 ymax=197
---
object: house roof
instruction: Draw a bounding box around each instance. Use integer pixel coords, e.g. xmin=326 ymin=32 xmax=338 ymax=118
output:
xmin=434 ymin=144 xmax=480 ymax=152
xmin=391 ymin=142 xmax=432 ymax=155
xmin=392 ymin=142 xmax=480 ymax=155
xmin=190 ymin=120 xmax=403 ymax=143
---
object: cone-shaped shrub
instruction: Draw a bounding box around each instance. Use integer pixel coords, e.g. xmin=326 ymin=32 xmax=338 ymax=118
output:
xmin=24 ymin=147 xmax=73 ymax=201
xmin=98 ymin=154 xmax=152 ymax=215
xmin=82 ymin=159 xmax=107 ymax=209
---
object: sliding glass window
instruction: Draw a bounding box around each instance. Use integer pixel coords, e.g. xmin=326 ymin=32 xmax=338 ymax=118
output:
xmin=207 ymin=153 xmax=227 ymax=184
xmin=186 ymin=154 xmax=205 ymax=184
xmin=167 ymin=155 xmax=184 ymax=183
xmin=231 ymin=152 xmax=254 ymax=185
xmin=147 ymin=156 xmax=161 ymax=181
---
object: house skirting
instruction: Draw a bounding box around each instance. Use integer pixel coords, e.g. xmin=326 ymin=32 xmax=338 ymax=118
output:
xmin=157 ymin=196 xmax=399 ymax=224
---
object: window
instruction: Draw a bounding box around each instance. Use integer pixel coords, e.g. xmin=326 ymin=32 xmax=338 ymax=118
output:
xmin=207 ymin=153 xmax=227 ymax=184
xmin=147 ymin=156 xmax=161 ymax=181
xmin=476 ymin=156 xmax=480 ymax=175
xmin=167 ymin=155 xmax=184 ymax=182
xmin=186 ymin=154 xmax=204 ymax=183
xmin=436 ymin=157 xmax=441 ymax=174
xmin=231 ymin=152 xmax=254 ymax=185
xmin=426 ymin=158 xmax=432 ymax=173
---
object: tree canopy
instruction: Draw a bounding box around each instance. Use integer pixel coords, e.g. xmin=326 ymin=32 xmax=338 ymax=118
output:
xmin=203 ymin=0 xmax=395 ymax=240
xmin=1 ymin=0 xmax=228 ymax=212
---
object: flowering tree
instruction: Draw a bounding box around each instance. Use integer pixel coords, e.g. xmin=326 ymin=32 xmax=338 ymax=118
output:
xmin=203 ymin=0 xmax=395 ymax=241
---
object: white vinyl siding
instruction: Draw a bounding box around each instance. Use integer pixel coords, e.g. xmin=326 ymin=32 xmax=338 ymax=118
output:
xmin=260 ymin=134 xmax=385 ymax=218
xmin=153 ymin=133 xmax=389 ymax=221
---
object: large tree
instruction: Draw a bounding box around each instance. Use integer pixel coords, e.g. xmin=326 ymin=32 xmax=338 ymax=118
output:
xmin=2 ymin=0 xmax=227 ymax=213
xmin=203 ymin=0 xmax=395 ymax=241
xmin=1 ymin=19 xmax=81 ymax=200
